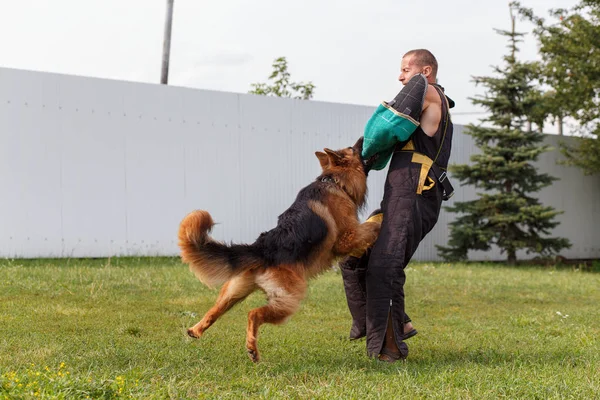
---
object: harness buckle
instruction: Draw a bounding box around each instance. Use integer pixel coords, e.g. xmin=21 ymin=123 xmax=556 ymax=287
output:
xmin=438 ymin=171 xmax=447 ymax=183
xmin=443 ymin=191 xmax=454 ymax=201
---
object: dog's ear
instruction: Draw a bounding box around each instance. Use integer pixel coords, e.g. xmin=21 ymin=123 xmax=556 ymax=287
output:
xmin=353 ymin=136 xmax=364 ymax=154
xmin=324 ymin=148 xmax=343 ymax=165
xmin=315 ymin=151 xmax=330 ymax=169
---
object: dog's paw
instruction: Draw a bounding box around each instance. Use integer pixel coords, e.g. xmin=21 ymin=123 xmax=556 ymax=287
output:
xmin=247 ymin=348 xmax=260 ymax=363
xmin=361 ymin=223 xmax=381 ymax=248
xmin=187 ymin=328 xmax=201 ymax=339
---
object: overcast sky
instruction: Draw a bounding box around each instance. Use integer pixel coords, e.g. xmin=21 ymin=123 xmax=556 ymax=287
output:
xmin=0 ymin=0 xmax=579 ymax=129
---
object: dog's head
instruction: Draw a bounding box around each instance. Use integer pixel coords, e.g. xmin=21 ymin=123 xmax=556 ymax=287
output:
xmin=315 ymin=137 xmax=368 ymax=207
xmin=315 ymin=136 xmax=365 ymax=173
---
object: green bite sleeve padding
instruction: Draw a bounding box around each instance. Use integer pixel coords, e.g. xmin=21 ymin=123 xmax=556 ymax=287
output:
xmin=361 ymin=102 xmax=419 ymax=170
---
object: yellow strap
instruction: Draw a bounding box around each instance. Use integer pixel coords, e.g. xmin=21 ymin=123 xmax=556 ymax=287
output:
xmin=366 ymin=213 xmax=383 ymax=224
xmin=401 ymin=140 xmax=415 ymax=151
xmin=411 ymin=153 xmax=433 ymax=194
xmin=423 ymin=176 xmax=435 ymax=191
xmin=348 ymin=248 xmax=366 ymax=258
xmin=400 ymin=140 xmax=437 ymax=194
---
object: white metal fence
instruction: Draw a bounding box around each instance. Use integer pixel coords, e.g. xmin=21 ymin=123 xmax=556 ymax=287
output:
xmin=1 ymin=67 xmax=598 ymax=260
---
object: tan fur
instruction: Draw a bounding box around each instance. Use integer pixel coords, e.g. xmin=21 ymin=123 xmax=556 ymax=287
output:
xmin=178 ymin=210 xmax=250 ymax=288
xmin=178 ymin=139 xmax=381 ymax=362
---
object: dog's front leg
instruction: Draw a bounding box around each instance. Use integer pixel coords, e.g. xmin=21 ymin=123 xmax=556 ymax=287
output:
xmin=334 ymin=220 xmax=381 ymax=257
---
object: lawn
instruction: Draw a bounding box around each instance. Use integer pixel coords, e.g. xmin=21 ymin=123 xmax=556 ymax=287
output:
xmin=1 ymin=257 xmax=598 ymax=399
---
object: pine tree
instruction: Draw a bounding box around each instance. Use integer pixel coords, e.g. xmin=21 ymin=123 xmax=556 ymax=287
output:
xmin=437 ymin=9 xmax=571 ymax=264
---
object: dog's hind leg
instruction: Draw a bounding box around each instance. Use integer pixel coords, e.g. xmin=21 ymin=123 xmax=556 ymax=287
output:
xmin=187 ymin=272 xmax=256 ymax=339
xmin=246 ymin=266 xmax=306 ymax=363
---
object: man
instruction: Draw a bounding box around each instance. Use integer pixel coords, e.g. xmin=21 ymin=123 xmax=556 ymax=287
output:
xmin=341 ymin=49 xmax=455 ymax=362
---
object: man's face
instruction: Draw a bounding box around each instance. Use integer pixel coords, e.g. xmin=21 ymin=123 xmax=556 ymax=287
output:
xmin=398 ymin=55 xmax=424 ymax=85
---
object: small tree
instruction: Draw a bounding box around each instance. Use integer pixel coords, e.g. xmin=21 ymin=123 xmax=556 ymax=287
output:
xmin=249 ymin=57 xmax=315 ymax=100
xmin=437 ymin=8 xmax=571 ymax=264
xmin=514 ymin=0 xmax=600 ymax=175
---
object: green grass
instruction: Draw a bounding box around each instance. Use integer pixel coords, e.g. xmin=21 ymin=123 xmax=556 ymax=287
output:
xmin=1 ymin=257 xmax=599 ymax=399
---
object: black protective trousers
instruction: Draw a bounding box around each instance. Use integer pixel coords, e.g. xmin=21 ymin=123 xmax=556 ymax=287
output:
xmin=340 ymin=150 xmax=443 ymax=358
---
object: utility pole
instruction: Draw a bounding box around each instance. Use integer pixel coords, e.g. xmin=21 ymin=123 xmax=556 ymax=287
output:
xmin=160 ymin=0 xmax=174 ymax=84
xmin=557 ymin=115 xmax=564 ymax=136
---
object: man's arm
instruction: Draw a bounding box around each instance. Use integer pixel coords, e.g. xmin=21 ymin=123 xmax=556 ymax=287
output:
xmin=361 ymin=74 xmax=429 ymax=170
xmin=420 ymin=86 xmax=443 ymax=137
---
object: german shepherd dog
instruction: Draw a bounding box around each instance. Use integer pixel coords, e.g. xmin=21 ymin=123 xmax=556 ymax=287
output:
xmin=178 ymin=137 xmax=380 ymax=362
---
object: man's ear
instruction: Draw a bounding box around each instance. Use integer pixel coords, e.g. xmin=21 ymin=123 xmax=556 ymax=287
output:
xmin=315 ymin=151 xmax=329 ymax=169
xmin=421 ymin=66 xmax=432 ymax=78
xmin=324 ymin=148 xmax=343 ymax=165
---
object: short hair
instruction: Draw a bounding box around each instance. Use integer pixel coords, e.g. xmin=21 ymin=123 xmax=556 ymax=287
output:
xmin=403 ymin=49 xmax=438 ymax=78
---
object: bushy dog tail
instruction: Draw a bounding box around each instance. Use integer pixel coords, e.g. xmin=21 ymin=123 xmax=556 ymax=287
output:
xmin=178 ymin=210 xmax=262 ymax=288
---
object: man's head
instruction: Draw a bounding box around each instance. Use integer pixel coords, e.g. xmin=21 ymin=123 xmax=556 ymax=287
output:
xmin=398 ymin=49 xmax=438 ymax=85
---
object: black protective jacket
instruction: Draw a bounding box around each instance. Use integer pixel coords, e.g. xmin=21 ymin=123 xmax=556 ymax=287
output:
xmin=341 ymin=83 xmax=454 ymax=358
